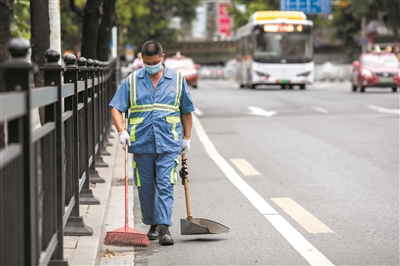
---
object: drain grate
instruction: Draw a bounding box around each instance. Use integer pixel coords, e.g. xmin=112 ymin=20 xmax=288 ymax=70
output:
xmin=112 ymin=178 xmax=134 ymax=186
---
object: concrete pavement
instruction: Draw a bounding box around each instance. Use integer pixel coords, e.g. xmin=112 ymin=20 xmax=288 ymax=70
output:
xmin=64 ymin=126 xmax=140 ymax=265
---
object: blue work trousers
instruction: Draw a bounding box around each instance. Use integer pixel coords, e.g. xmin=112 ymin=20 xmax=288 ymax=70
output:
xmin=133 ymin=153 xmax=178 ymax=226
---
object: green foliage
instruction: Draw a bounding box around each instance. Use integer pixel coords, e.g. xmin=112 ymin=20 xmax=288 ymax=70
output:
xmin=117 ymin=0 xmax=201 ymax=52
xmin=60 ymin=0 xmax=85 ymax=54
xmin=229 ymin=0 xmax=279 ymax=30
xmin=11 ymin=0 xmax=31 ymax=39
xmin=330 ymin=0 xmax=400 ymax=60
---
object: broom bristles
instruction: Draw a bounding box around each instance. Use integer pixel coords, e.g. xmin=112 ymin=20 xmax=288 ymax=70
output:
xmin=104 ymin=226 xmax=150 ymax=247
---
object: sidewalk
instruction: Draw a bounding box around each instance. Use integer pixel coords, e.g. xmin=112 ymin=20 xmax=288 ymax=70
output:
xmin=64 ymin=126 xmax=139 ymax=265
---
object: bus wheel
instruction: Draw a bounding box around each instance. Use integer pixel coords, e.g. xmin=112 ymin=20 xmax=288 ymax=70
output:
xmin=280 ymin=85 xmax=286 ymax=90
xmin=288 ymin=85 xmax=293 ymax=90
xmin=299 ymin=84 xmax=306 ymax=90
xmin=251 ymin=84 xmax=257 ymax=89
xmin=240 ymin=84 xmax=245 ymax=89
xmin=392 ymin=87 xmax=398 ymax=93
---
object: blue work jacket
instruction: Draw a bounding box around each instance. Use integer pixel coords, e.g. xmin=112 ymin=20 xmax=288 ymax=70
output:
xmin=110 ymin=65 xmax=195 ymax=154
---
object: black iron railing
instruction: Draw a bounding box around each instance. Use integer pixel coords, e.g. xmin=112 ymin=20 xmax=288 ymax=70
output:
xmin=0 ymin=38 xmax=116 ymax=265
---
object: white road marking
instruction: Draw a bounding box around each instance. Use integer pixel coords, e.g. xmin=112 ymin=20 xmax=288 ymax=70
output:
xmin=271 ymin=198 xmax=334 ymax=234
xmin=194 ymin=107 xmax=203 ymax=116
xmin=311 ymin=106 xmax=329 ymax=114
xmin=248 ymin=106 xmax=277 ymax=117
xmin=366 ymin=105 xmax=400 ymax=115
xmin=193 ymin=114 xmax=334 ymax=266
xmin=230 ymin=158 xmax=261 ymax=176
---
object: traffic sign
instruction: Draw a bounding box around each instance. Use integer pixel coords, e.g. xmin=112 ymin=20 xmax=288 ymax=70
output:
xmin=280 ymin=0 xmax=331 ymax=14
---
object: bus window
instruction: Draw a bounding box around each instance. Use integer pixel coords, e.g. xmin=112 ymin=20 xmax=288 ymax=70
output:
xmin=253 ymin=24 xmax=312 ymax=63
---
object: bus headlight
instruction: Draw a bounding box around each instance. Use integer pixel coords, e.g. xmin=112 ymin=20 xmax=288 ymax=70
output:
xmin=255 ymin=71 xmax=269 ymax=77
xmin=297 ymin=71 xmax=311 ymax=77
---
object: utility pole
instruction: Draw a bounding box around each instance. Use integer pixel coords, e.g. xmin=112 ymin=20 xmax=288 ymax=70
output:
xmin=361 ymin=15 xmax=367 ymax=53
xmin=49 ymin=0 xmax=61 ymax=62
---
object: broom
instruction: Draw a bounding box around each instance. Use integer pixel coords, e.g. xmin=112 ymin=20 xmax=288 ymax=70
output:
xmin=104 ymin=112 xmax=149 ymax=247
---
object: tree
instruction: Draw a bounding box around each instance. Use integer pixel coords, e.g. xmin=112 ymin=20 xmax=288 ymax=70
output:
xmin=30 ymin=0 xmax=50 ymax=124
xmin=60 ymin=0 xmax=84 ymax=55
xmin=330 ymin=0 xmax=400 ymax=60
xmin=97 ymin=0 xmax=116 ymax=61
xmin=0 ymin=0 xmax=14 ymax=148
xmin=80 ymin=0 xmax=103 ymax=59
xmin=229 ymin=0 xmax=279 ymax=30
xmin=117 ymin=0 xmax=201 ymax=54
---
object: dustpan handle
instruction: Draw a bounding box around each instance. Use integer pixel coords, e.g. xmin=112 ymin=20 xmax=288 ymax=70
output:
xmin=181 ymin=154 xmax=193 ymax=220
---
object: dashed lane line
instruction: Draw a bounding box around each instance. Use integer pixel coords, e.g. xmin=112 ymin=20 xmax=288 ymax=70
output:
xmin=230 ymin=158 xmax=261 ymax=176
xmin=271 ymin=198 xmax=334 ymax=234
xmin=366 ymin=105 xmax=400 ymax=115
xmin=193 ymin=114 xmax=334 ymax=266
xmin=194 ymin=107 xmax=203 ymax=116
xmin=248 ymin=106 xmax=277 ymax=117
xmin=311 ymin=106 xmax=329 ymax=114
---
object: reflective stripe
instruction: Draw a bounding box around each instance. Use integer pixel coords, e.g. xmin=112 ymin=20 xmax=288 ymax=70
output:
xmin=170 ymin=165 xmax=176 ymax=185
xmin=130 ymin=104 xmax=179 ymax=113
xmin=133 ymin=161 xmax=141 ymax=187
xmin=129 ymin=117 xmax=144 ymax=142
xmin=130 ymin=71 xmax=182 ymax=112
xmin=130 ymin=72 xmax=137 ymax=106
xmin=175 ymin=72 xmax=183 ymax=108
xmin=166 ymin=116 xmax=180 ymax=140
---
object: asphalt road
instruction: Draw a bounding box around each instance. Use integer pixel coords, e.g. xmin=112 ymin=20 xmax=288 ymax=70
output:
xmin=134 ymin=79 xmax=399 ymax=266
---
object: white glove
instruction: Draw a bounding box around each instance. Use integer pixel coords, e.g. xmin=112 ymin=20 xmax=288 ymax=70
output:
xmin=118 ymin=130 xmax=131 ymax=150
xmin=180 ymin=138 xmax=190 ymax=155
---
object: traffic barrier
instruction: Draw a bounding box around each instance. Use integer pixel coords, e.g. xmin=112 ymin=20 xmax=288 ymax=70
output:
xmin=0 ymin=38 xmax=116 ymax=265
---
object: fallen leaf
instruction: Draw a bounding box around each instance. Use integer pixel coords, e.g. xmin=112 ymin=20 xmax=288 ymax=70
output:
xmin=102 ymin=249 xmax=116 ymax=258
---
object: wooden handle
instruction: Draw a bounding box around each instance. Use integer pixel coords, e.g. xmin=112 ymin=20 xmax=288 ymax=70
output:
xmin=124 ymin=112 xmax=129 ymax=225
xmin=181 ymin=154 xmax=192 ymax=220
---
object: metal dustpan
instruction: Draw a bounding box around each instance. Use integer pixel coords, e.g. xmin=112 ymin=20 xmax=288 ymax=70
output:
xmin=179 ymin=154 xmax=229 ymax=235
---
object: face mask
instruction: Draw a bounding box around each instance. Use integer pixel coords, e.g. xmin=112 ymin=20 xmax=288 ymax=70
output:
xmin=144 ymin=62 xmax=162 ymax=75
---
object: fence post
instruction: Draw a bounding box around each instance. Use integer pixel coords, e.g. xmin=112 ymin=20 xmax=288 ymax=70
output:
xmin=41 ymin=49 xmax=68 ymax=265
xmin=78 ymin=57 xmax=101 ymax=205
xmin=93 ymin=60 xmax=109 ymax=168
xmin=2 ymin=38 xmax=39 ymax=264
xmin=63 ymin=54 xmax=93 ymax=236
xmin=87 ymin=59 xmax=106 ymax=183
xmin=99 ymin=62 xmax=111 ymax=156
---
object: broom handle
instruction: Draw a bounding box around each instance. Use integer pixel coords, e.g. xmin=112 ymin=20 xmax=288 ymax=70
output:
xmin=124 ymin=113 xmax=129 ymax=227
xmin=181 ymin=154 xmax=192 ymax=220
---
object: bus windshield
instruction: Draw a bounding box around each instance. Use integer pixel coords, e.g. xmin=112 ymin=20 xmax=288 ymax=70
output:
xmin=253 ymin=25 xmax=313 ymax=63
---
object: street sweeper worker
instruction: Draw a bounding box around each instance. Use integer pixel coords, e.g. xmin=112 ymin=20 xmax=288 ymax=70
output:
xmin=109 ymin=40 xmax=195 ymax=246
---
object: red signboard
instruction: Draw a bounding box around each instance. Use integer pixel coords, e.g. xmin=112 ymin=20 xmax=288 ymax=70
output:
xmin=219 ymin=3 xmax=231 ymax=37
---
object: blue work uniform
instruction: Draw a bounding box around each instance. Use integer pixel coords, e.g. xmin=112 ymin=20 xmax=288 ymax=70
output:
xmin=109 ymin=64 xmax=195 ymax=226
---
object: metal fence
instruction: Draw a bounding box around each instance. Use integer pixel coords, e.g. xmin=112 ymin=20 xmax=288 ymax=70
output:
xmin=0 ymin=38 xmax=116 ymax=265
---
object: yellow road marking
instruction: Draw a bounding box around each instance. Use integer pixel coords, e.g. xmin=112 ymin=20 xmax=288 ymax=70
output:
xmin=230 ymin=158 xmax=261 ymax=176
xmin=271 ymin=197 xmax=334 ymax=234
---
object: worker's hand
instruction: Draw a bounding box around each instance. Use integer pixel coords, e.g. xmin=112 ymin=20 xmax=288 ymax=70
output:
xmin=118 ymin=130 xmax=131 ymax=150
xmin=180 ymin=138 xmax=190 ymax=155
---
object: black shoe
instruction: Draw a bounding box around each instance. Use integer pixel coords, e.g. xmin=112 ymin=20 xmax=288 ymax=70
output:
xmin=147 ymin=224 xmax=159 ymax=240
xmin=158 ymin=224 xmax=174 ymax=245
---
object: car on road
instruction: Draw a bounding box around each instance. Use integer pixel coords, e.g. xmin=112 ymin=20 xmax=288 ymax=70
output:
xmin=164 ymin=54 xmax=200 ymax=88
xmin=351 ymin=52 xmax=400 ymax=93
xmin=320 ymin=61 xmax=342 ymax=81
